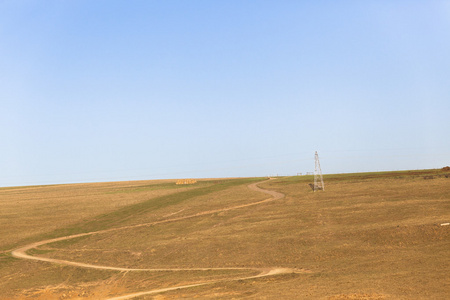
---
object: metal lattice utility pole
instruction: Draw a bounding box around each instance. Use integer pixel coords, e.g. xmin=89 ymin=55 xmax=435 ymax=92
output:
xmin=314 ymin=151 xmax=324 ymax=191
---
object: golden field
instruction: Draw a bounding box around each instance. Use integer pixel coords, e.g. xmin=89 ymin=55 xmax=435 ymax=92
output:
xmin=0 ymin=170 xmax=449 ymax=299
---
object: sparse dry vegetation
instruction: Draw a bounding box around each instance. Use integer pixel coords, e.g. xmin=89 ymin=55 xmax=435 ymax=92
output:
xmin=1 ymin=170 xmax=449 ymax=299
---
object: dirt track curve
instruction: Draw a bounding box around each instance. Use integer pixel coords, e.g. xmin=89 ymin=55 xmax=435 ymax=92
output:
xmin=11 ymin=179 xmax=306 ymax=299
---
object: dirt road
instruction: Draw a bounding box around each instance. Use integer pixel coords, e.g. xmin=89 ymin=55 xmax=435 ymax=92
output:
xmin=11 ymin=179 xmax=305 ymax=299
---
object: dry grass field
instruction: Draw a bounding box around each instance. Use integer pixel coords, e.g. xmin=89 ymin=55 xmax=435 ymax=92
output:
xmin=0 ymin=170 xmax=449 ymax=299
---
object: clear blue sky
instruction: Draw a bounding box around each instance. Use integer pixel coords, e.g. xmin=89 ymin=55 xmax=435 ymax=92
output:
xmin=1 ymin=1 xmax=449 ymax=186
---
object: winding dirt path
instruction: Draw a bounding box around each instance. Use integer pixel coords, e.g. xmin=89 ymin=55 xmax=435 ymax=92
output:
xmin=11 ymin=179 xmax=303 ymax=299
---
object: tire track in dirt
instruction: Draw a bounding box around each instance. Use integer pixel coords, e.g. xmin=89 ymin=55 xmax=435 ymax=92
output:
xmin=107 ymin=268 xmax=295 ymax=300
xmin=11 ymin=179 xmax=307 ymax=299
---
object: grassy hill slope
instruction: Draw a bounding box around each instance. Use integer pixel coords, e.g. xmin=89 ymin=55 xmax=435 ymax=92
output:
xmin=1 ymin=170 xmax=449 ymax=299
